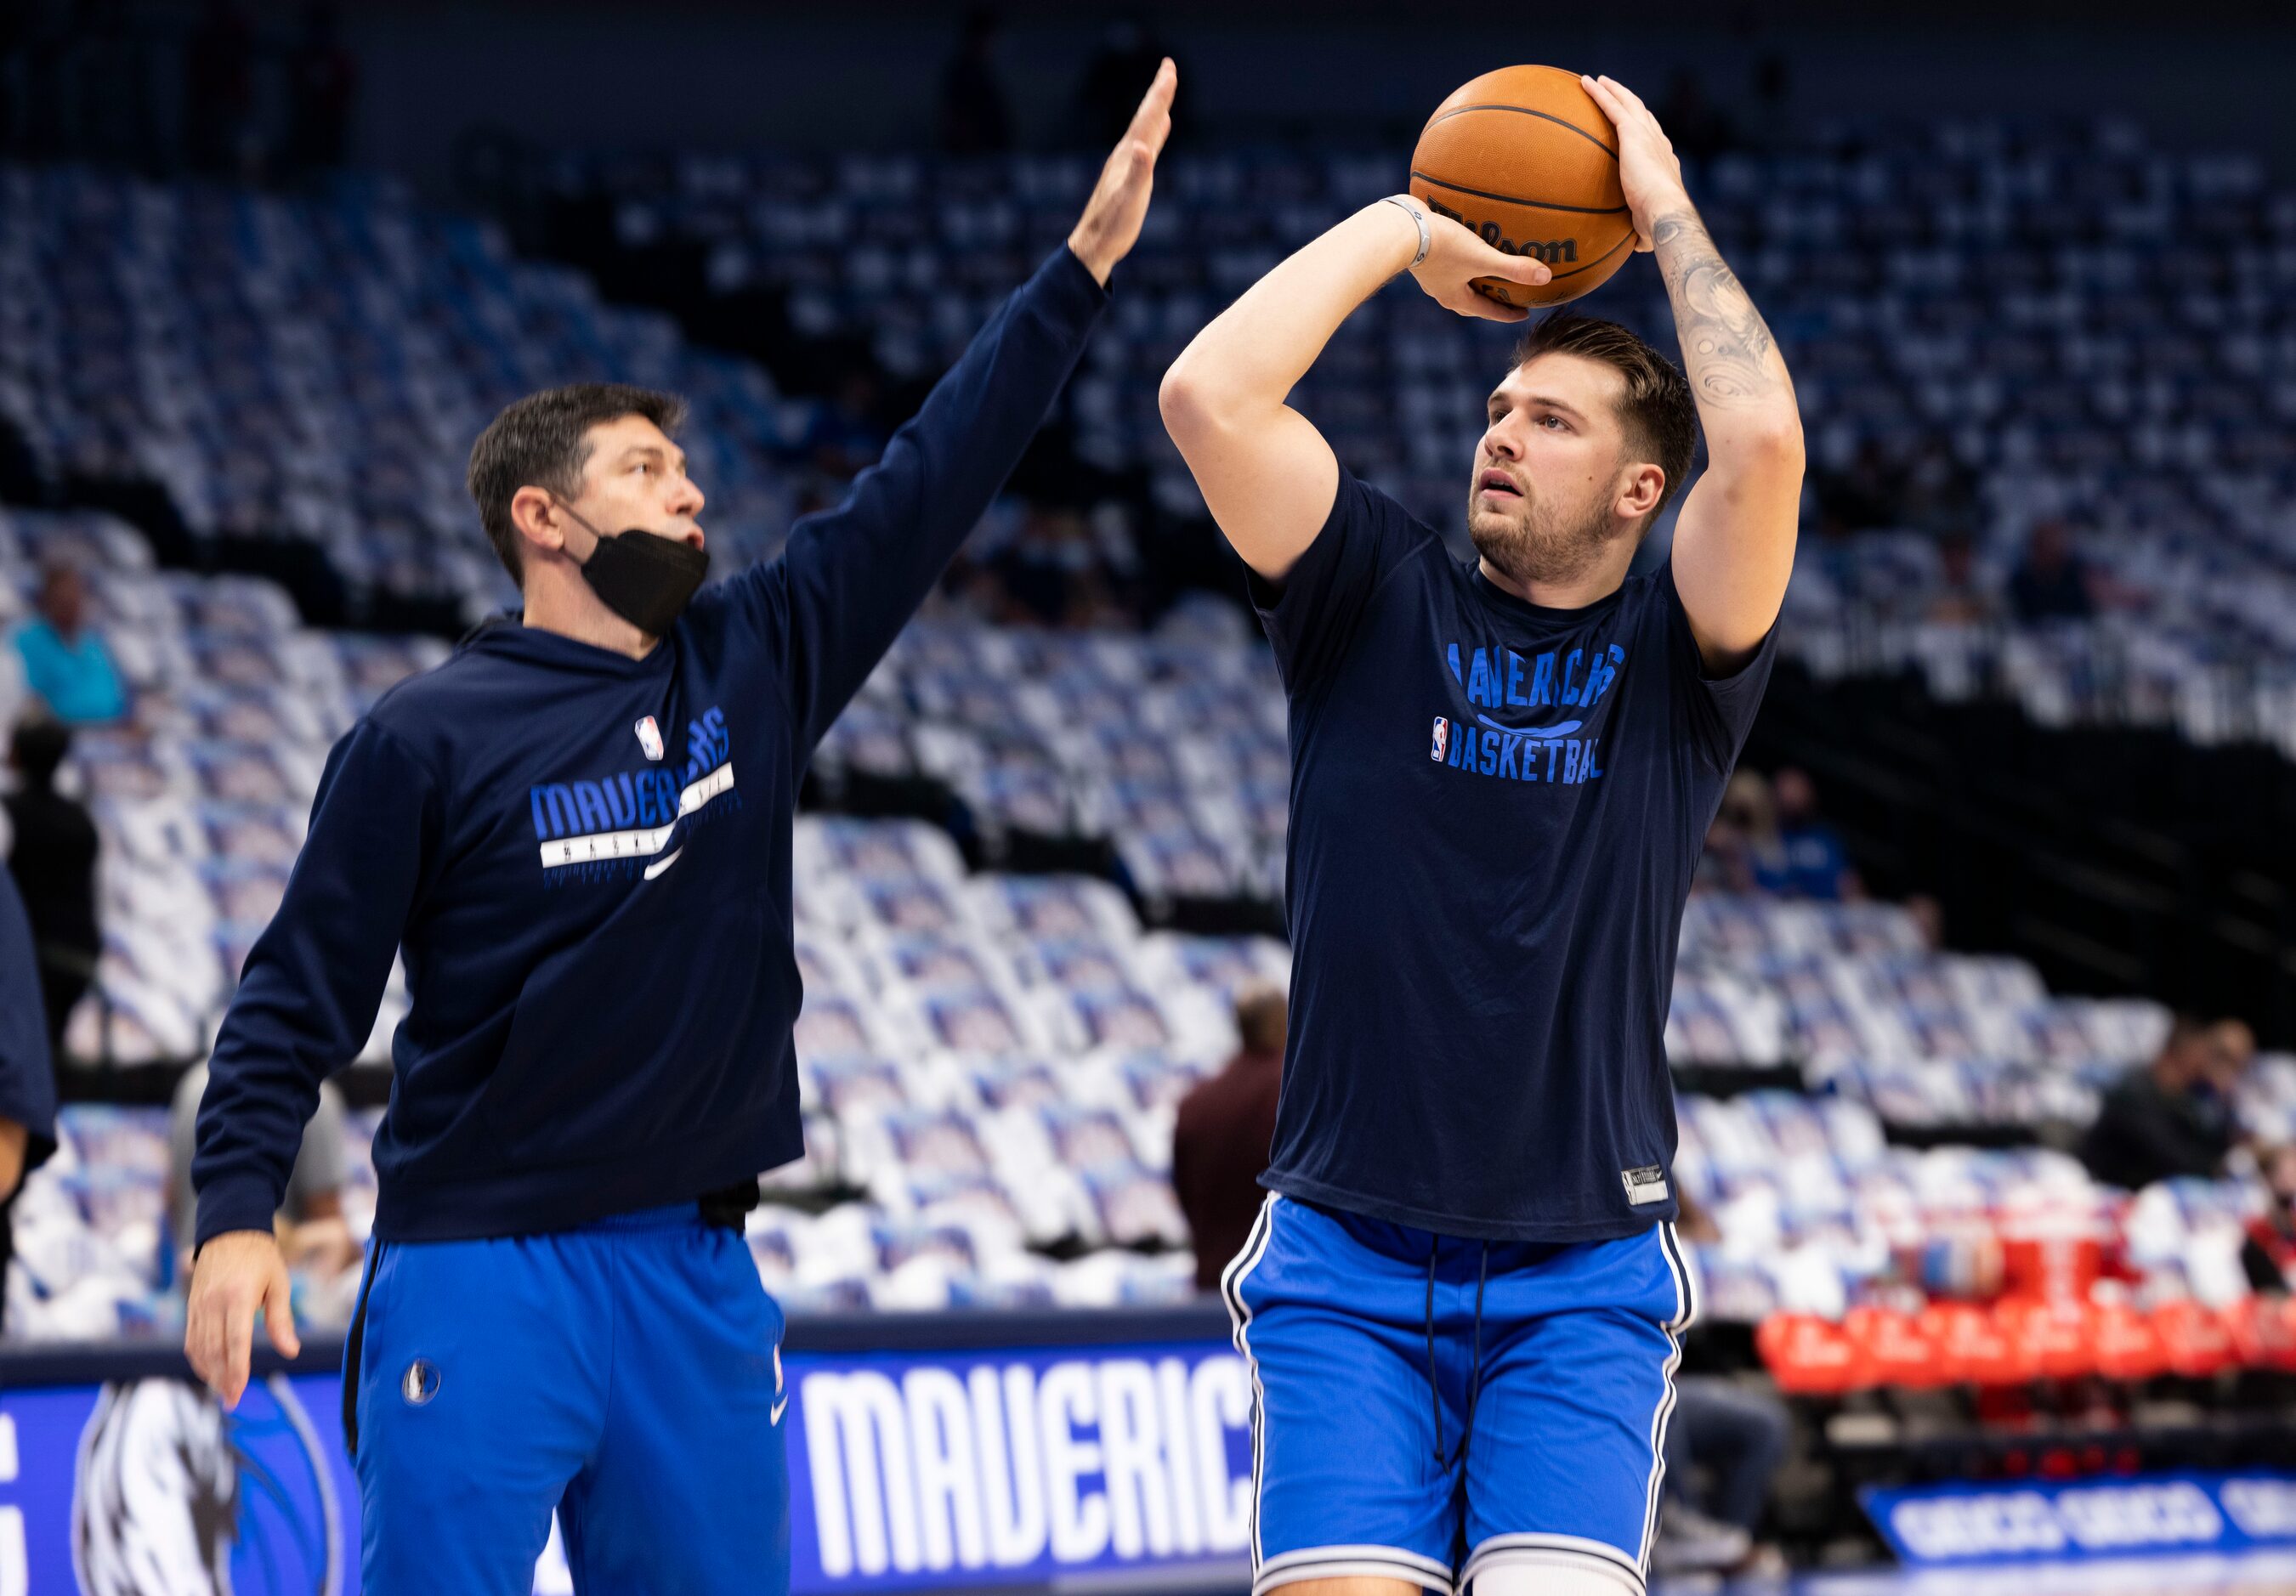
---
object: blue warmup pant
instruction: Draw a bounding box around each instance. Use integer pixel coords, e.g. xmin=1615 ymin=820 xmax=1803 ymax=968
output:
xmin=344 ymin=1202 xmax=790 ymax=1593
xmin=1222 ymin=1195 xmax=1695 ymax=1596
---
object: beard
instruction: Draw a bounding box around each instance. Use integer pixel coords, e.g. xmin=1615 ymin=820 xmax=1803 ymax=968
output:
xmin=1465 ymin=476 xmax=1631 ymax=589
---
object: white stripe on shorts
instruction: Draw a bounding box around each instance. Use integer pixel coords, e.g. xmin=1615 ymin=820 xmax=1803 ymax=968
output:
xmin=1218 ymin=1192 xmax=1278 ymax=1570
xmin=1636 ymin=1222 xmax=1697 ymax=1573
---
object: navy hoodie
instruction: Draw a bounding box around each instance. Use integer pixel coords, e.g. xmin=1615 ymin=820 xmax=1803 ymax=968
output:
xmin=193 ymin=246 xmax=1107 ymax=1247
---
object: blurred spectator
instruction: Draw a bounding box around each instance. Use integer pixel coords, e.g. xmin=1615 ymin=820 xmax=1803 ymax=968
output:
xmin=2209 ymin=1016 xmax=2256 ymax=1088
xmin=183 ymin=0 xmax=253 ymax=175
xmin=1926 ymin=528 xmax=1997 ymax=625
xmin=1074 ymin=17 xmax=1173 ymax=148
xmin=1692 ymin=801 xmax=1744 ymax=896
xmin=2079 ymin=1016 xmax=2248 ymax=1191
xmin=1172 ymin=980 xmax=1286 ymax=1291
xmin=2242 ymin=1142 xmax=2296 ymax=1294
xmin=2007 ymin=518 xmax=2098 ymax=624
xmin=282 ymin=2 xmax=356 ymax=176
xmin=1709 ymin=768 xmax=1863 ymax=902
xmin=1903 ymin=891 xmax=1947 ymax=953
xmin=1655 ymin=1192 xmax=1791 ymax=1576
xmin=1772 ymin=767 xmax=1862 ymax=903
xmin=168 ymin=1061 xmax=360 ymax=1286
xmin=3 ymin=717 xmax=99 ymax=1056
xmin=0 ymin=867 xmax=58 ymax=1333
xmin=14 ymin=561 xmax=127 ymax=724
xmin=1700 ymin=771 xmax=1766 ymax=893
xmin=937 ymin=6 xmax=1012 ymax=156
xmin=1711 ymin=770 xmax=1791 ymax=895
xmin=1657 ymin=1379 xmax=1791 ymax=1576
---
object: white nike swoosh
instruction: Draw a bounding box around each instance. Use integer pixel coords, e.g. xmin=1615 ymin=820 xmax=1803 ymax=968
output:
xmin=770 ymin=1394 xmax=788 ymax=1424
xmin=643 ymin=847 xmax=683 ymax=881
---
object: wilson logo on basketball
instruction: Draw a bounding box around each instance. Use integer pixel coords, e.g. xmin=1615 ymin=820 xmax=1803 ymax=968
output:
xmin=1422 ymin=195 xmax=1580 ymax=265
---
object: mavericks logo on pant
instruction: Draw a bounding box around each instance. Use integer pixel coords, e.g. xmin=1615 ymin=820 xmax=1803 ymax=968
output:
xmin=401 ymin=1359 xmax=441 ymax=1406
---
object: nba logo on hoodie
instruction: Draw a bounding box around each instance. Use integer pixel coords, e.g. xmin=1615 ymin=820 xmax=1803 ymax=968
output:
xmin=1430 ymin=716 xmax=1449 ymax=762
xmin=634 ymin=716 xmax=665 ymax=761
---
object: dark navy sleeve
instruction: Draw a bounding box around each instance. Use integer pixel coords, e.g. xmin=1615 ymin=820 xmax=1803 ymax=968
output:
xmin=193 ymin=719 xmax=439 ymax=1248
xmin=0 ymin=869 xmax=57 ymax=1183
xmin=733 ymin=246 xmax=1108 ymax=756
xmin=1246 ymin=469 xmax=1435 ymax=693
xmin=1658 ymin=560 xmax=1779 ymax=773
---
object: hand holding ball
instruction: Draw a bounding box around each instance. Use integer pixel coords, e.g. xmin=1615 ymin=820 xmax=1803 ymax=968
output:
xmin=1408 ymin=65 xmax=1635 ymax=308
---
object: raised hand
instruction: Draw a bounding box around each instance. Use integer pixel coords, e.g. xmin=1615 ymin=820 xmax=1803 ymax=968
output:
xmin=1068 ymin=59 xmax=1177 ymax=286
xmin=1580 ymin=74 xmax=1688 ymax=253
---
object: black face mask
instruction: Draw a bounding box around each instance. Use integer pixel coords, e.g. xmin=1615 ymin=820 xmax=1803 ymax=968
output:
xmin=558 ymin=503 xmax=709 ymax=637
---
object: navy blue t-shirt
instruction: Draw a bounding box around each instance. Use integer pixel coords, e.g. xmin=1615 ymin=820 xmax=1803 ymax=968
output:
xmin=1254 ymin=472 xmax=1777 ymax=1242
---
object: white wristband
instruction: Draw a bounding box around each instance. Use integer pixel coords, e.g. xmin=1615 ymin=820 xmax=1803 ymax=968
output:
xmin=1383 ymin=195 xmax=1430 ymax=269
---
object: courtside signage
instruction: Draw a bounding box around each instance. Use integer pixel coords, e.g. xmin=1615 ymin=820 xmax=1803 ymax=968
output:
xmin=1862 ymin=1472 xmax=2296 ymax=1566
xmin=0 ymin=1337 xmax=1251 ymax=1594
xmin=790 ymin=1343 xmax=1254 ymax=1592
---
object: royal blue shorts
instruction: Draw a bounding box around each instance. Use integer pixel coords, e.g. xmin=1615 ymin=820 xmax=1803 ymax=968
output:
xmin=343 ymin=1202 xmax=790 ymax=1593
xmin=1221 ymin=1195 xmax=1695 ymax=1596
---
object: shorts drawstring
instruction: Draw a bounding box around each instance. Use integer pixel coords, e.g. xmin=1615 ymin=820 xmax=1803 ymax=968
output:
xmin=1460 ymin=1242 xmax=1490 ymax=1463
xmin=1426 ymin=1237 xmax=1494 ymax=1469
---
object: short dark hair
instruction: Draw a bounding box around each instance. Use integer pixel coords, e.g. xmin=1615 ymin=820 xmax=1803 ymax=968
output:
xmin=466 ymin=383 xmax=686 ymax=583
xmin=9 ymin=714 xmax=70 ymax=787
xmin=1234 ymin=982 xmax=1288 ymax=1055
xmin=1511 ymin=313 xmax=1698 ymax=525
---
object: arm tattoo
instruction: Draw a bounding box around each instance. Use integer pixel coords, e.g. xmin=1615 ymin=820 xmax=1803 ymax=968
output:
xmin=1651 ymin=208 xmax=1784 ymax=410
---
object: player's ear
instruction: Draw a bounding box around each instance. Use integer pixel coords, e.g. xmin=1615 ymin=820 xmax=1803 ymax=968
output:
xmin=510 ymin=486 xmax=566 ymax=557
xmin=1619 ymin=461 xmax=1666 ymax=521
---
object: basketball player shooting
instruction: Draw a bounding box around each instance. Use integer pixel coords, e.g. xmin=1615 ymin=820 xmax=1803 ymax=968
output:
xmin=1160 ymin=73 xmax=1802 ymax=1596
xmin=181 ymin=63 xmax=1174 ymax=1593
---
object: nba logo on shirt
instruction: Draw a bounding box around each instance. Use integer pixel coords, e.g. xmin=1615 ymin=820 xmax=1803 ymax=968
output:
xmin=634 ymin=716 xmax=665 ymax=761
xmin=1430 ymin=716 xmax=1449 ymax=762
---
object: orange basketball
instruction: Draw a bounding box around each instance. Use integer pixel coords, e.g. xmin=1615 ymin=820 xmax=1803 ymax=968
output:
xmin=1408 ymin=65 xmax=1635 ymax=308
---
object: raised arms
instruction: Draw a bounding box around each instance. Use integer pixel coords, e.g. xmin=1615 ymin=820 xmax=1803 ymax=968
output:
xmin=1584 ymin=74 xmax=1805 ymax=672
xmin=1159 ymin=199 xmax=1551 ymax=582
xmin=756 ymin=65 xmax=1173 ymax=753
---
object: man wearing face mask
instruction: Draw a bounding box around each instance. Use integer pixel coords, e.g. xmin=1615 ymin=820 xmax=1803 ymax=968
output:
xmin=182 ymin=64 xmax=1174 ymax=1593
